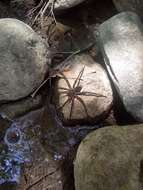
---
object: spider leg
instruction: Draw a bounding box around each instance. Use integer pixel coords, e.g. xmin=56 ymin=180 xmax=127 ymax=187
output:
xmin=58 ymin=87 xmax=69 ymax=91
xmin=58 ymin=97 xmax=71 ymax=110
xmin=75 ymin=95 xmax=90 ymax=118
xmin=59 ymin=71 xmax=72 ymax=89
xmin=69 ymin=97 xmax=75 ymax=119
xmin=73 ymin=66 xmax=85 ymax=88
xmin=76 ymin=91 xmax=106 ymax=97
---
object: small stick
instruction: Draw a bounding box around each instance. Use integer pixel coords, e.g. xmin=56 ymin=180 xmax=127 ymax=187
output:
xmin=31 ymin=43 xmax=95 ymax=97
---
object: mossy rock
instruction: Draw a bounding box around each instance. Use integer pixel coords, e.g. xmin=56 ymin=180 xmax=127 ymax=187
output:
xmin=74 ymin=124 xmax=143 ymax=190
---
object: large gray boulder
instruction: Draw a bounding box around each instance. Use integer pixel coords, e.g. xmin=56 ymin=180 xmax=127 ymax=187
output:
xmin=54 ymin=0 xmax=87 ymax=10
xmin=98 ymin=12 xmax=143 ymax=121
xmin=74 ymin=124 xmax=143 ymax=190
xmin=0 ymin=18 xmax=49 ymax=102
xmin=113 ymin=0 xmax=143 ymax=19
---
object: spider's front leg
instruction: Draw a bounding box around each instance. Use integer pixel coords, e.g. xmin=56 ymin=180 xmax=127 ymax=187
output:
xmin=73 ymin=66 xmax=85 ymax=88
xmin=58 ymin=97 xmax=71 ymax=110
xmin=76 ymin=91 xmax=106 ymax=98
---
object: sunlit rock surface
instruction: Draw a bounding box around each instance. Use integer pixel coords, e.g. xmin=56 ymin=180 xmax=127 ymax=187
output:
xmin=74 ymin=124 xmax=143 ymax=190
xmin=53 ymin=54 xmax=113 ymax=126
xmin=54 ymin=0 xmax=86 ymax=10
xmin=0 ymin=18 xmax=49 ymax=102
xmin=113 ymin=0 xmax=143 ymax=19
xmin=98 ymin=12 xmax=143 ymax=121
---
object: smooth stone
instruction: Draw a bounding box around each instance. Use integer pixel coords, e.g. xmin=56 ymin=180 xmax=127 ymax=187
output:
xmin=74 ymin=124 xmax=143 ymax=190
xmin=98 ymin=12 xmax=143 ymax=121
xmin=0 ymin=18 xmax=49 ymax=102
xmin=0 ymin=95 xmax=42 ymax=119
xmin=53 ymin=54 xmax=113 ymax=126
xmin=113 ymin=0 xmax=143 ymax=19
xmin=54 ymin=0 xmax=87 ymax=10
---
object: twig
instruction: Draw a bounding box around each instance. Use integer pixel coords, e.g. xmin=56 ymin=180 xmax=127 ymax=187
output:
xmin=26 ymin=168 xmax=59 ymax=190
xmin=31 ymin=43 xmax=95 ymax=98
xmin=32 ymin=2 xmax=46 ymax=26
xmin=27 ymin=0 xmax=44 ymax=17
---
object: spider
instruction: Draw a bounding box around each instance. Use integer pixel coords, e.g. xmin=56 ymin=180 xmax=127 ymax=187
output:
xmin=57 ymin=66 xmax=106 ymax=119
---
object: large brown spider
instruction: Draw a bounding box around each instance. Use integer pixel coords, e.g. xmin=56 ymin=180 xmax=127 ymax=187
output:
xmin=57 ymin=66 xmax=106 ymax=119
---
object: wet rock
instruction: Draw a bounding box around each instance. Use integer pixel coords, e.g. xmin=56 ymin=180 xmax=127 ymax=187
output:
xmin=0 ymin=18 xmax=49 ymax=102
xmin=54 ymin=0 xmax=87 ymax=11
xmin=98 ymin=12 xmax=143 ymax=122
xmin=0 ymin=95 xmax=42 ymax=119
xmin=53 ymin=54 xmax=113 ymax=126
xmin=113 ymin=0 xmax=143 ymax=19
xmin=74 ymin=124 xmax=143 ymax=190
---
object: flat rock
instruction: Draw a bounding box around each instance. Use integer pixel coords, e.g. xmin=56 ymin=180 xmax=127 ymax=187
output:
xmin=54 ymin=0 xmax=86 ymax=10
xmin=113 ymin=0 xmax=143 ymax=19
xmin=53 ymin=54 xmax=113 ymax=126
xmin=0 ymin=18 xmax=49 ymax=102
xmin=74 ymin=124 xmax=143 ymax=190
xmin=98 ymin=12 xmax=143 ymax=121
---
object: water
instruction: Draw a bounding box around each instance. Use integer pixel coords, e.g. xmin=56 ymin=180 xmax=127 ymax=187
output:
xmin=0 ymin=108 xmax=100 ymax=188
xmin=0 ymin=122 xmax=32 ymax=185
